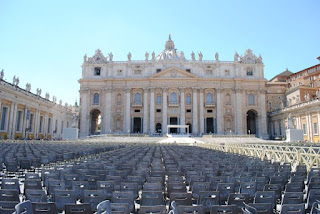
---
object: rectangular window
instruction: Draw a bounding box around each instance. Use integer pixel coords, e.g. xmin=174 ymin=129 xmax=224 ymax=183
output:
xmin=207 ymin=109 xmax=213 ymax=113
xmin=39 ymin=116 xmax=43 ymax=133
xmin=186 ymin=109 xmax=191 ymax=113
xmin=117 ymin=70 xmax=122 ymax=75
xmin=29 ymin=114 xmax=34 ymax=132
xmin=186 ymin=69 xmax=191 ymax=73
xmin=156 ymin=109 xmax=161 ymax=113
xmin=206 ymin=70 xmax=212 ymax=75
xmin=16 ymin=110 xmax=23 ymax=132
xmin=314 ymin=123 xmax=318 ymax=135
xmin=0 ymin=106 xmax=8 ymax=131
xmin=134 ymin=109 xmax=140 ymax=113
xmin=225 ymin=70 xmax=230 ymax=76
xmin=303 ymin=124 xmax=306 ymax=135
xmin=156 ymin=96 xmax=161 ymax=105
xmin=247 ymin=68 xmax=253 ymax=76
xmin=94 ymin=67 xmax=101 ymax=76
xmin=61 ymin=121 xmax=64 ymax=134
xmin=156 ymin=69 xmax=161 ymax=73
xmin=134 ymin=70 xmax=142 ymax=75
xmin=48 ymin=118 xmax=51 ymax=133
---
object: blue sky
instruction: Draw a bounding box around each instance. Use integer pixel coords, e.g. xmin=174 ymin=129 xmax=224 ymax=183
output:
xmin=0 ymin=0 xmax=319 ymax=104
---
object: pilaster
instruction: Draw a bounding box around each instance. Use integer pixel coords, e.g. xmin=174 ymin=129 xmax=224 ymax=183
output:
xmin=199 ymin=88 xmax=204 ymax=134
xmin=162 ymin=88 xmax=168 ymax=134
xmin=143 ymin=88 xmax=149 ymax=133
xmin=149 ymin=88 xmax=155 ymax=133
xmin=179 ymin=87 xmax=185 ymax=131
xmin=104 ymin=88 xmax=112 ymax=133
xmin=125 ymin=88 xmax=131 ymax=133
xmin=216 ymin=88 xmax=223 ymax=134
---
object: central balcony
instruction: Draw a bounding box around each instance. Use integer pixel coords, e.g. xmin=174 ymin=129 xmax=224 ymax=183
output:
xmin=131 ymin=102 xmax=142 ymax=107
xmin=205 ymin=102 xmax=215 ymax=107
xmin=169 ymin=102 xmax=179 ymax=107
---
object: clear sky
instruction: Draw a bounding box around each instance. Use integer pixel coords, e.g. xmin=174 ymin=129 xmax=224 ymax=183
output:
xmin=0 ymin=0 xmax=319 ymax=105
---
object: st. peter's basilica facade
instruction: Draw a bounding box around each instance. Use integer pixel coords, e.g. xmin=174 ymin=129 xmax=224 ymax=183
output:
xmin=79 ymin=36 xmax=268 ymax=138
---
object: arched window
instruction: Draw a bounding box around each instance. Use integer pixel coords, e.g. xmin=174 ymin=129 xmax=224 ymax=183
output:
xmin=206 ymin=93 xmax=213 ymax=104
xmin=248 ymin=93 xmax=255 ymax=105
xmin=186 ymin=94 xmax=191 ymax=105
xmin=93 ymin=93 xmax=99 ymax=104
xmin=134 ymin=93 xmax=141 ymax=104
xmin=156 ymin=95 xmax=161 ymax=105
xmin=170 ymin=92 xmax=177 ymax=104
xmin=117 ymin=93 xmax=121 ymax=103
xmin=226 ymin=93 xmax=231 ymax=104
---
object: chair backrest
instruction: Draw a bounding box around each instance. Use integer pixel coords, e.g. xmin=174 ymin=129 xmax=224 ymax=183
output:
xmin=177 ymin=205 xmax=204 ymax=214
xmin=32 ymin=202 xmax=58 ymax=214
xmin=143 ymin=182 xmax=163 ymax=191
xmin=65 ymin=203 xmax=92 ymax=214
xmin=54 ymin=189 xmax=76 ymax=211
xmin=1 ymin=178 xmax=20 ymax=193
xmin=254 ymin=191 xmax=276 ymax=209
xmin=15 ymin=201 xmax=33 ymax=214
xmin=111 ymin=191 xmax=135 ymax=212
xmin=0 ymin=201 xmax=19 ymax=214
xmin=282 ymin=192 xmax=304 ymax=205
xmin=285 ymin=182 xmax=304 ymax=192
xmin=245 ymin=203 xmax=273 ymax=214
xmin=307 ymin=189 xmax=320 ymax=209
xmin=263 ymin=184 xmax=282 ymax=200
xmin=25 ymin=179 xmax=42 ymax=191
xmin=210 ymin=205 xmax=237 ymax=214
xmin=280 ymin=204 xmax=305 ymax=214
xmin=25 ymin=189 xmax=47 ymax=203
xmin=198 ymin=191 xmax=220 ymax=213
xmin=138 ymin=205 xmax=167 ymax=214
xmin=169 ymin=193 xmax=193 ymax=207
xmin=141 ymin=191 xmax=165 ymax=206
xmin=240 ymin=182 xmax=256 ymax=200
xmin=0 ymin=189 xmax=20 ymax=202
xmin=83 ymin=189 xmax=106 ymax=212
xmin=227 ymin=193 xmax=249 ymax=208
xmin=110 ymin=203 xmax=130 ymax=214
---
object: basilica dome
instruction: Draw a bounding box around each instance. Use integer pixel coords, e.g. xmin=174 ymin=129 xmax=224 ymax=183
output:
xmin=156 ymin=35 xmax=183 ymax=60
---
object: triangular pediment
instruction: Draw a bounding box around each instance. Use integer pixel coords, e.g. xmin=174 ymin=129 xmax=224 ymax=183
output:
xmin=149 ymin=67 xmax=199 ymax=79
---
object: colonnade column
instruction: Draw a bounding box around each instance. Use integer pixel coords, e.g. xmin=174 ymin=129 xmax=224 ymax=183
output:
xmin=307 ymin=113 xmax=313 ymax=142
xmin=80 ymin=88 xmax=89 ymax=137
xmin=104 ymin=88 xmax=112 ymax=133
xmin=9 ymin=102 xmax=17 ymax=139
xmin=216 ymin=89 xmax=223 ymax=134
xmin=149 ymin=88 xmax=155 ymax=133
xmin=125 ymin=88 xmax=131 ymax=133
xmin=162 ymin=88 xmax=167 ymax=134
xmin=192 ymin=87 xmax=198 ymax=134
xmin=199 ymin=88 xmax=204 ymax=134
xmin=259 ymin=89 xmax=268 ymax=139
xmin=179 ymin=87 xmax=185 ymax=133
xmin=143 ymin=88 xmax=149 ymax=134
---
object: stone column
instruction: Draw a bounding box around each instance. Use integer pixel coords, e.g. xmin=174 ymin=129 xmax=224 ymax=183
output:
xmin=34 ymin=110 xmax=40 ymax=139
xmin=125 ymin=88 xmax=131 ymax=133
xmin=199 ymin=88 xmax=204 ymax=134
xmin=179 ymin=87 xmax=185 ymax=131
xmin=308 ymin=113 xmax=313 ymax=142
xmin=104 ymin=88 xmax=112 ymax=133
xmin=192 ymin=87 xmax=198 ymax=134
xmin=22 ymin=107 xmax=28 ymax=138
xmin=259 ymin=89 xmax=268 ymax=139
xmin=143 ymin=88 xmax=149 ymax=133
xmin=318 ymin=112 xmax=320 ymax=138
xmin=9 ymin=103 xmax=17 ymax=139
xmin=149 ymin=88 xmax=155 ymax=133
xmin=162 ymin=88 xmax=168 ymax=134
xmin=216 ymin=88 xmax=223 ymax=134
xmin=79 ymin=89 xmax=89 ymax=137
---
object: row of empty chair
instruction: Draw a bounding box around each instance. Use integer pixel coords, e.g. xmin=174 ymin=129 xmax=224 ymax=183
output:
xmin=2 ymin=141 xmax=320 ymax=213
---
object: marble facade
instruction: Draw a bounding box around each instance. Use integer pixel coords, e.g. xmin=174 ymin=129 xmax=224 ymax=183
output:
xmin=79 ymin=36 xmax=268 ymax=138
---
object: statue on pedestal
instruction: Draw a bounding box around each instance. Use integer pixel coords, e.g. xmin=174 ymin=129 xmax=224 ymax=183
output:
xmin=127 ymin=52 xmax=132 ymax=61
xmin=198 ymin=52 xmax=203 ymax=61
xmin=83 ymin=54 xmax=87 ymax=63
xmin=215 ymin=52 xmax=219 ymax=61
xmin=152 ymin=51 xmax=155 ymax=61
xmin=234 ymin=52 xmax=239 ymax=61
xmin=0 ymin=69 xmax=4 ymax=80
xmin=180 ymin=51 xmax=185 ymax=60
xmin=13 ymin=75 xmax=16 ymax=85
xmin=287 ymin=113 xmax=294 ymax=129
xmin=191 ymin=52 xmax=195 ymax=61
xmin=145 ymin=52 xmax=149 ymax=61
xmin=26 ymin=83 xmax=31 ymax=92
xmin=45 ymin=92 xmax=50 ymax=100
xmin=108 ymin=52 xmax=113 ymax=62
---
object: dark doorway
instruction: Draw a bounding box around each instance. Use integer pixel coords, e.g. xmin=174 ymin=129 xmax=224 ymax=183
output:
xmin=156 ymin=123 xmax=162 ymax=133
xmin=247 ymin=110 xmax=257 ymax=135
xmin=170 ymin=117 xmax=178 ymax=133
xmin=90 ymin=109 xmax=101 ymax=135
xmin=133 ymin=117 xmax=142 ymax=133
xmin=186 ymin=123 xmax=192 ymax=134
xmin=206 ymin=117 xmax=214 ymax=133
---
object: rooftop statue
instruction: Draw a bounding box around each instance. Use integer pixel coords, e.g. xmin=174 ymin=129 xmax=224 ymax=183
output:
xmin=127 ymin=52 xmax=132 ymax=61
xmin=83 ymin=54 xmax=87 ymax=63
xmin=0 ymin=69 xmax=4 ymax=80
xmin=152 ymin=51 xmax=155 ymax=61
xmin=108 ymin=52 xmax=113 ymax=62
xmin=198 ymin=52 xmax=203 ymax=61
xmin=234 ymin=52 xmax=239 ymax=61
xmin=191 ymin=52 xmax=195 ymax=61
xmin=215 ymin=52 xmax=219 ymax=61
xmin=145 ymin=52 xmax=149 ymax=61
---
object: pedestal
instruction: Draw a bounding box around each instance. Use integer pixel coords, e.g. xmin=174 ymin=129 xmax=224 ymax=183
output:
xmin=62 ymin=128 xmax=79 ymax=140
xmin=286 ymin=129 xmax=304 ymax=142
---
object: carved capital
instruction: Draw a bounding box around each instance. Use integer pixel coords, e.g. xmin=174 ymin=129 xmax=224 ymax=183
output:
xmin=179 ymin=87 xmax=185 ymax=92
xmin=162 ymin=87 xmax=168 ymax=93
xmin=149 ymin=87 xmax=156 ymax=93
xmin=215 ymin=88 xmax=224 ymax=93
xmin=125 ymin=88 xmax=131 ymax=93
xmin=103 ymin=87 xmax=112 ymax=93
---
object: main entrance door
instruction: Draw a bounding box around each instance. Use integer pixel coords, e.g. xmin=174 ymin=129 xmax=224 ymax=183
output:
xmin=90 ymin=109 xmax=101 ymax=135
xmin=247 ymin=110 xmax=257 ymax=135
xmin=206 ymin=117 xmax=214 ymax=133
xmin=133 ymin=117 xmax=142 ymax=133
xmin=169 ymin=117 xmax=178 ymax=133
